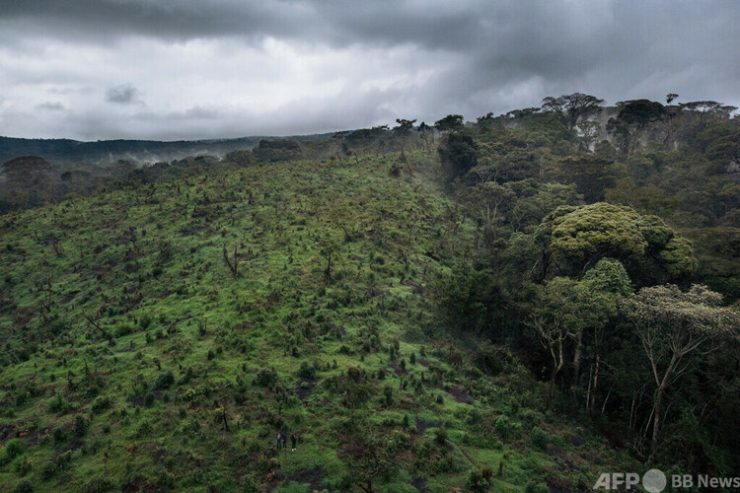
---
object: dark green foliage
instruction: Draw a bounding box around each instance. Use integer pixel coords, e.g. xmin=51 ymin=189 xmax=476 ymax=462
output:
xmin=13 ymin=480 xmax=33 ymax=493
xmin=541 ymin=93 xmax=604 ymax=129
xmin=74 ymin=415 xmax=88 ymax=436
xmin=434 ymin=114 xmax=464 ymax=131
xmin=466 ymin=468 xmax=491 ymax=492
xmin=3 ymin=439 xmax=23 ymax=462
xmin=254 ymin=368 xmax=278 ymax=388
xmin=616 ymin=99 xmax=667 ymax=127
xmin=252 ymin=139 xmax=302 ymax=163
xmin=434 ymin=427 xmax=447 ymax=446
xmin=82 ymin=478 xmax=115 ymax=493
xmin=524 ymin=481 xmax=549 ymax=493
xmin=438 ymin=131 xmax=478 ymax=182
xmin=153 ymin=370 xmax=175 ymax=390
xmin=530 ymin=426 xmax=550 ymax=449
xmin=296 ymin=361 xmax=316 ymax=380
xmin=434 ymin=261 xmax=490 ymax=332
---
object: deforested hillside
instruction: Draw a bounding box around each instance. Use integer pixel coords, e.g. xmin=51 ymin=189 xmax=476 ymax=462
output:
xmin=0 ymin=95 xmax=739 ymax=493
xmin=0 ymin=151 xmax=635 ymax=492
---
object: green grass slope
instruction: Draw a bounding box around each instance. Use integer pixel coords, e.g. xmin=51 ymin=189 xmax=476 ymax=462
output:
xmin=1 ymin=152 xmax=633 ymax=492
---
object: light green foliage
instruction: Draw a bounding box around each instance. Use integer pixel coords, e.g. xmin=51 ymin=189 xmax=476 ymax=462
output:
xmin=623 ymin=284 xmax=736 ymax=342
xmin=546 ymin=203 xmax=648 ymax=263
xmin=539 ymin=202 xmax=696 ymax=283
xmin=0 ymin=151 xmax=629 ymax=492
xmin=581 ymin=258 xmax=632 ymax=296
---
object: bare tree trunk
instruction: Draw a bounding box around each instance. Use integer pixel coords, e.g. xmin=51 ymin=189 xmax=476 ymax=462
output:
xmin=590 ymin=353 xmax=600 ymax=414
xmin=585 ymin=364 xmax=593 ymax=412
xmin=222 ymin=244 xmax=239 ymax=278
xmin=649 ymin=384 xmax=665 ymax=462
xmin=571 ymin=330 xmax=583 ymax=398
xmin=547 ymin=337 xmax=564 ymax=409
xmin=600 ymin=388 xmax=611 ymax=415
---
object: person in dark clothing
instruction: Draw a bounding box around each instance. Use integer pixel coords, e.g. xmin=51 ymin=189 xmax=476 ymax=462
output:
xmin=276 ymin=431 xmax=284 ymax=450
xmin=290 ymin=432 xmax=298 ymax=451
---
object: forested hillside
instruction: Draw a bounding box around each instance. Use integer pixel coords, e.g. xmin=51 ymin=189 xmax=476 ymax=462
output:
xmin=0 ymin=95 xmax=738 ymax=492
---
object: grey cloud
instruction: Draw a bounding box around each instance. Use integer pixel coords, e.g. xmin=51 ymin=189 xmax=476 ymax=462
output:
xmin=106 ymin=84 xmax=141 ymax=105
xmin=0 ymin=0 xmax=738 ymax=140
xmin=36 ymin=102 xmax=65 ymax=111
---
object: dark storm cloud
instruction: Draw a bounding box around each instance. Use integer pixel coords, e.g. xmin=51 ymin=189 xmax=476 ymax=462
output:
xmin=106 ymin=84 xmax=141 ymax=105
xmin=0 ymin=0 xmax=738 ymax=140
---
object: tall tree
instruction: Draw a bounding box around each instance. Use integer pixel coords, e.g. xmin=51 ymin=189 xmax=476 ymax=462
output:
xmin=535 ymin=203 xmax=696 ymax=284
xmin=338 ymin=416 xmax=403 ymax=493
xmin=541 ymin=93 xmax=604 ymax=129
xmin=438 ymin=131 xmax=478 ymax=182
xmin=434 ymin=114 xmax=464 ymax=131
xmin=622 ymin=284 xmax=739 ymax=461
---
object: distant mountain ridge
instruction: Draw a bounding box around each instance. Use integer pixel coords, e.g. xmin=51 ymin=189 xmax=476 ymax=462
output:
xmin=0 ymin=133 xmax=333 ymax=165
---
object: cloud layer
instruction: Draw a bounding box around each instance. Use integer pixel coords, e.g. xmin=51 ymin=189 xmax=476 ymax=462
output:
xmin=0 ymin=0 xmax=738 ymax=140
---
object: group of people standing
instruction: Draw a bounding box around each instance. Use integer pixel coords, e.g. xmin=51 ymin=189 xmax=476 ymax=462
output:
xmin=276 ymin=430 xmax=299 ymax=452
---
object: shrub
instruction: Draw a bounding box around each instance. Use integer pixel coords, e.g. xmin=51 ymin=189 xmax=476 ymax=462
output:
xmin=83 ymin=478 xmax=114 ymax=493
xmin=47 ymin=394 xmax=70 ymax=414
xmin=91 ymin=396 xmax=111 ymax=414
xmin=530 ymin=426 xmax=550 ymax=449
xmin=13 ymin=480 xmax=33 ymax=493
xmin=466 ymin=469 xmax=490 ymax=493
xmin=434 ymin=427 xmax=448 ymax=446
xmin=53 ymin=428 xmax=66 ymax=444
xmin=495 ymin=415 xmax=521 ymax=440
xmin=254 ymin=368 xmax=278 ymax=388
xmin=383 ymin=386 xmax=393 ymax=406
xmin=12 ymin=455 xmax=30 ymax=476
xmin=524 ymin=481 xmax=549 ymax=493
xmin=296 ymin=361 xmax=316 ymax=380
xmin=241 ymin=475 xmax=259 ymax=493
xmin=4 ymin=439 xmax=24 ymax=461
xmin=74 ymin=415 xmax=88 ymax=437
xmin=346 ymin=366 xmax=362 ymax=383
xmin=154 ymin=370 xmax=175 ymax=390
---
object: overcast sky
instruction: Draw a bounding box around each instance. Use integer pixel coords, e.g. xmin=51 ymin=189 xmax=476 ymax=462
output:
xmin=1 ymin=0 xmax=738 ymax=141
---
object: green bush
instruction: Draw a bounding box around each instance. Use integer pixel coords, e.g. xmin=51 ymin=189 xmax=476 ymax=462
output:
xmin=434 ymin=427 xmax=448 ymax=446
xmin=525 ymin=481 xmax=549 ymax=493
xmin=466 ymin=468 xmax=491 ymax=493
xmin=74 ymin=415 xmax=88 ymax=437
xmin=254 ymin=368 xmax=278 ymax=388
xmin=14 ymin=456 xmax=31 ymax=475
xmin=494 ymin=415 xmax=521 ymax=440
xmin=383 ymin=386 xmax=393 ymax=406
xmin=13 ymin=480 xmax=33 ymax=493
xmin=297 ymin=361 xmax=316 ymax=380
xmin=47 ymin=394 xmax=70 ymax=414
xmin=83 ymin=478 xmax=115 ymax=493
xmin=530 ymin=426 xmax=550 ymax=449
xmin=154 ymin=370 xmax=175 ymax=390
xmin=4 ymin=439 xmax=24 ymax=461
xmin=91 ymin=396 xmax=112 ymax=414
